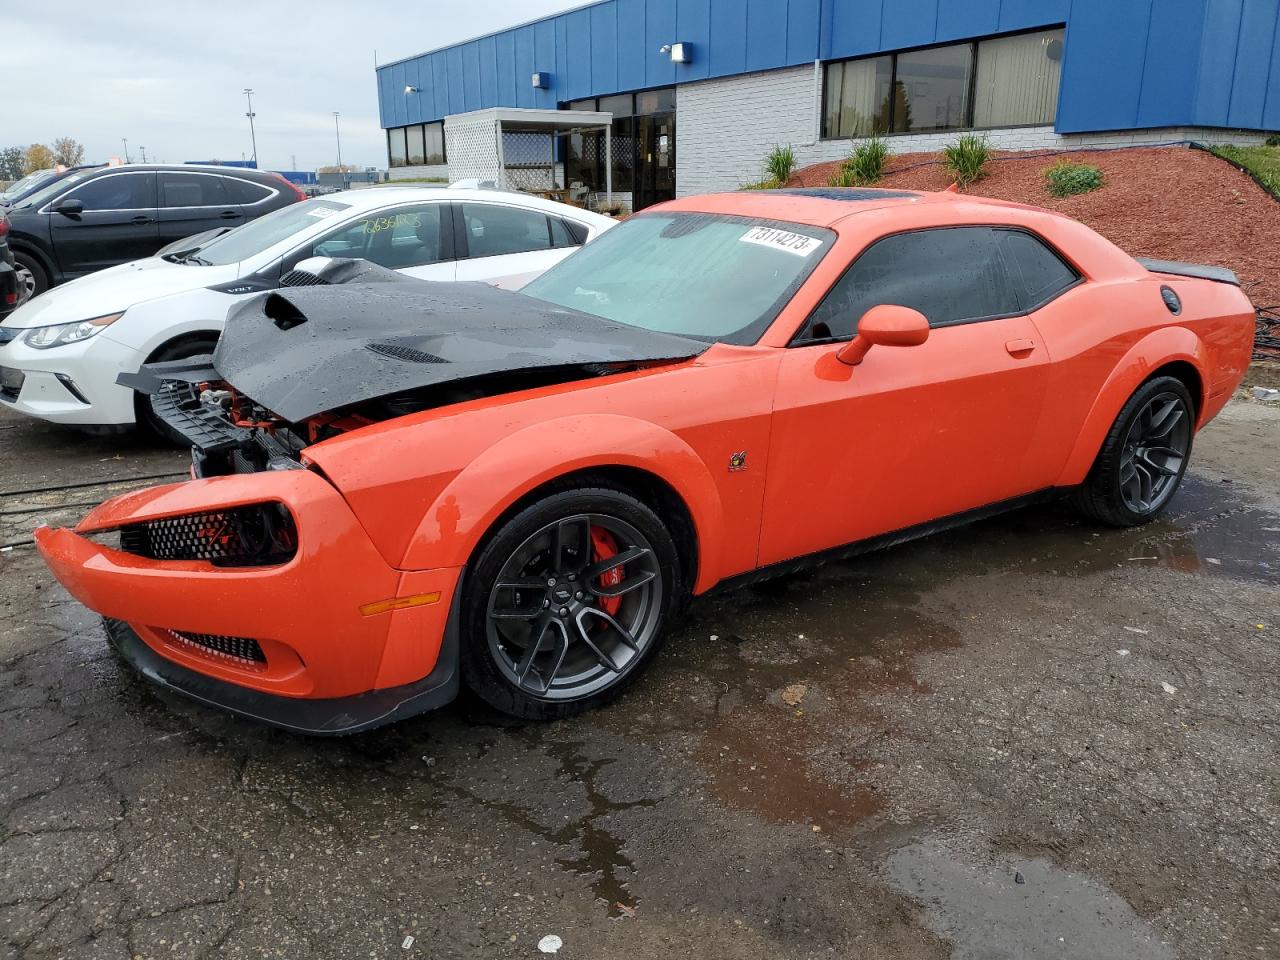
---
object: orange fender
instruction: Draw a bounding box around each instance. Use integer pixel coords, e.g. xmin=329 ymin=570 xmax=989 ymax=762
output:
xmin=400 ymin=414 xmax=726 ymax=593
xmin=1055 ymin=326 xmax=1209 ymax=487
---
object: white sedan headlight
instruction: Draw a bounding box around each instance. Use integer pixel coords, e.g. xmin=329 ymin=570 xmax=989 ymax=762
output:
xmin=24 ymin=312 xmax=124 ymax=350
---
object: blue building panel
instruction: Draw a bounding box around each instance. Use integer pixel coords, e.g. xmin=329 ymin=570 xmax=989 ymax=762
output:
xmin=377 ymin=0 xmax=1280 ymax=135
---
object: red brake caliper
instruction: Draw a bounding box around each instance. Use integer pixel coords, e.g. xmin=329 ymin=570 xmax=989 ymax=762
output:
xmin=589 ymin=526 xmax=623 ymax=616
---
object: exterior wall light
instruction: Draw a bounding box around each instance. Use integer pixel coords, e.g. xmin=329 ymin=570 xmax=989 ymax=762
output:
xmin=660 ymin=42 xmax=692 ymax=63
xmin=531 ymin=72 xmax=551 ymax=89
xmin=404 ymin=85 xmax=420 ymax=94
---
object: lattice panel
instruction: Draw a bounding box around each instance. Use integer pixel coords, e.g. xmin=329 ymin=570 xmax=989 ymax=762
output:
xmin=443 ymin=115 xmax=503 ymax=186
xmin=502 ymin=131 xmax=557 ymax=191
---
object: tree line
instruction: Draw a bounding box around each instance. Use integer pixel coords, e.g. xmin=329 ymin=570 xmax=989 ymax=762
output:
xmin=0 ymin=139 xmax=88 ymax=180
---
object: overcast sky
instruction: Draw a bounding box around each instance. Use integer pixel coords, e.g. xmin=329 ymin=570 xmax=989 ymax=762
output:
xmin=6 ymin=1 xmax=583 ymax=172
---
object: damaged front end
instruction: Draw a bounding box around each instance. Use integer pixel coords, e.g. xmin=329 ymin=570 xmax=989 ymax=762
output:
xmin=122 ymin=273 xmax=709 ymax=477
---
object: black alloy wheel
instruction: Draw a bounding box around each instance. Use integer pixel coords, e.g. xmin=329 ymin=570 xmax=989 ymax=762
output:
xmin=461 ymin=485 xmax=681 ymax=719
xmin=1075 ymin=375 xmax=1195 ymax=526
xmin=1117 ymin=393 xmax=1191 ymax=514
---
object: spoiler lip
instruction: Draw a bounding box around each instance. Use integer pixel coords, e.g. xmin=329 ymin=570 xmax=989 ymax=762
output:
xmin=1136 ymin=257 xmax=1240 ymax=286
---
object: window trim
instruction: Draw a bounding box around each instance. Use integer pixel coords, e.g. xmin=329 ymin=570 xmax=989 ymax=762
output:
xmin=787 ymin=224 xmax=1083 ymax=347
xmin=820 ymin=25 xmax=1066 ymax=141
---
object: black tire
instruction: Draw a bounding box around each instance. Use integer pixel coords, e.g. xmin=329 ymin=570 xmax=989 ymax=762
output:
xmin=1074 ymin=375 xmax=1195 ymax=527
xmin=460 ymin=482 xmax=685 ymax=720
xmin=135 ymin=335 xmax=219 ymax=444
xmin=13 ymin=251 xmax=48 ymax=300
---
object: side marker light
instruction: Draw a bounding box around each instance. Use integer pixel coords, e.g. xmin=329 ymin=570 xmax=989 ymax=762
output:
xmin=359 ymin=592 xmax=442 ymax=617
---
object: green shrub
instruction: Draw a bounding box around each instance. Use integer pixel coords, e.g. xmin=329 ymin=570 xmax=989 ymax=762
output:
xmin=1266 ymin=133 xmax=1280 ymax=147
xmin=942 ymin=134 xmax=991 ymax=187
xmin=831 ymin=134 xmax=889 ymax=187
xmin=763 ymin=144 xmax=796 ymax=185
xmin=740 ymin=178 xmax=781 ymax=190
xmin=1045 ymin=159 xmax=1104 ymax=197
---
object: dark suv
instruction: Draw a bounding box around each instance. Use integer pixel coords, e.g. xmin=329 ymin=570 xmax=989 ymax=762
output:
xmin=0 ymin=211 xmax=20 ymax=320
xmin=5 ymin=164 xmax=306 ymax=297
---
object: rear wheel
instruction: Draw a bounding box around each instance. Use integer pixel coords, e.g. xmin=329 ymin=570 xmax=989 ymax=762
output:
xmin=135 ymin=335 xmax=219 ymax=444
xmin=13 ymin=252 xmax=47 ymax=300
xmin=460 ymin=484 xmax=682 ymax=720
xmin=1074 ymin=375 xmax=1194 ymax=526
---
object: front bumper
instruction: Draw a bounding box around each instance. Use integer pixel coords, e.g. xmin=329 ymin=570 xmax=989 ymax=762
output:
xmin=35 ymin=469 xmax=464 ymax=734
xmin=0 ymin=331 xmax=139 ymax=425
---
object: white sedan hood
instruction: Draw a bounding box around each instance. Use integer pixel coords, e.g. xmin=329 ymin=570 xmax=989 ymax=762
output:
xmin=0 ymin=257 xmax=241 ymax=329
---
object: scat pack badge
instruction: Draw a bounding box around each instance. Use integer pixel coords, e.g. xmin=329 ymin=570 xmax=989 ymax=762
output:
xmin=728 ymin=450 xmax=748 ymax=472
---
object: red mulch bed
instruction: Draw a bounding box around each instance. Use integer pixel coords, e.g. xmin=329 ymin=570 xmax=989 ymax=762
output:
xmin=790 ymin=146 xmax=1280 ymax=309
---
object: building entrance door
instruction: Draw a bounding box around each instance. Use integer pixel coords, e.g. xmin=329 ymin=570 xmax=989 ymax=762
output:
xmin=634 ymin=110 xmax=675 ymax=209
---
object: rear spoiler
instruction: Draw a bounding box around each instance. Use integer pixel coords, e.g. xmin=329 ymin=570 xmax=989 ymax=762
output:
xmin=1136 ymin=258 xmax=1240 ymax=286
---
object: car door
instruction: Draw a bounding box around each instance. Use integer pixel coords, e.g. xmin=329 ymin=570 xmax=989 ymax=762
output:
xmin=47 ymin=171 xmax=159 ymax=278
xmin=286 ymin=202 xmax=456 ymax=281
xmin=758 ymin=226 xmax=1061 ymax=567
xmin=156 ymin=172 xmax=243 ymax=248
xmin=452 ymin=201 xmax=581 ymax=290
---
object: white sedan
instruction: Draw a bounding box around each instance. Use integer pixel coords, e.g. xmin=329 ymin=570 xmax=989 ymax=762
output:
xmin=0 ymin=187 xmax=615 ymax=435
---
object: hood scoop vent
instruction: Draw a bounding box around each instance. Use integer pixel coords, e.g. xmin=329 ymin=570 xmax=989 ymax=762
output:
xmin=366 ymin=342 xmax=447 ymax=364
xmin=264 ymin=293 xmax=308 ymax=331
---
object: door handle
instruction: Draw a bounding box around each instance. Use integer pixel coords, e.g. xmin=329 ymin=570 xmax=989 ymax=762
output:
xmin=130 ymin=215 xmax=153 ymax=225
xmin=219 ymin=210 xmax=241 ymax=219
xmin=1005 ymin=338 xmax=1036 ymax=356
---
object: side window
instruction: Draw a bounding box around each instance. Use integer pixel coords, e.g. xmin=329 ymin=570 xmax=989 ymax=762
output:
xmin=549 ymin=216 xmax=579 ymax=249
xmin=460 ymin=203 xmax=553 ymax=258
xmin=562 ymin=219 xmax=590 ymax=245
xmin=225 ymin=179 xmax=273 ymax=205
xmin=159 ymin=173 xmax=228 ymax=208
xmin=996 ymin=229 xmax=1079 ymax=310
xmin=798 ymin=227 xmax=1021 ymax=342
xmin=309 ymin=204 xmax=446 ymax=269
xmin=65 ymin=173 xmax=154 ymax=211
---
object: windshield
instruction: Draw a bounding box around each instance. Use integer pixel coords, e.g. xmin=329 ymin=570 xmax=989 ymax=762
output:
xmin=521 ymin=212 xmax=833 ymax=344
xmin=11 ymin=169 xmax=98 ymax=211
xmin=1 ymin=169 xmax=54 ymax=200
xmin=193 ymin=199 xmax=351 ymax=266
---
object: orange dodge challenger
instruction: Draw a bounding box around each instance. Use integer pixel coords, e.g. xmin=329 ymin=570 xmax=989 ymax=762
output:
xmin=35 ymin=189 xmax=1255 ymax=732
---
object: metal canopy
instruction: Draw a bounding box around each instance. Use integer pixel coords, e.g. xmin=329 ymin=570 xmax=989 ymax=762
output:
xmin=442 ymin=107 xmax=612 ymax=204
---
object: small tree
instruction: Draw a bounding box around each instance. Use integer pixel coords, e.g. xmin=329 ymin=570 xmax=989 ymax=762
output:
xmin=50 ymin=137 xmax=86 ymax=167
xmin=0 ymin=146 xmax=24 ymax=181
xmin=23 ymin=143 xmax=57 ymax=175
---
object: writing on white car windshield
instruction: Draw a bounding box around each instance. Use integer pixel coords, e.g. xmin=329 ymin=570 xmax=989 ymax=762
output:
xmin=184 ymin=199 xmax=352 ymax=266
xmin=520 ymin=212 xmax=833 ymax=345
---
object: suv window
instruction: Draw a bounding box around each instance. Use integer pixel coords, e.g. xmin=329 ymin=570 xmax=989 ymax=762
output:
xmin=797 ymin=226 xmax=1073 ymax=342
xmin=461 ymin=203 xmax=553 ymax=258
xmin=64 ymin=173 xmax=154 ymax=212
xmin=225 ymin=178 xmax=273 ymax=205
xmin=160 ymin=173 xmax=228 ymax=208
xmin=308 ymin=204 xmax=446 ymax=268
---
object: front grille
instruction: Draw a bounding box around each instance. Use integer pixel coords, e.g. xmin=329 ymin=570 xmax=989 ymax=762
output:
xmin=366 ymin=342 xmax=447 ymax=364
xmin=118 ymin=503 xmax=296 ymax=567
xmin=163 ymin=629 xmax=267 ymax=668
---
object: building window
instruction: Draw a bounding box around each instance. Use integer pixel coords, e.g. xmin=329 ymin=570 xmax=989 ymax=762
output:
xmin=387 ymin=121 xmax=445 ymax=168
xmin=388 ymin=127 xmax=407 ymax=167
xmin=973 ymin=30 xmax=1063 ymax=128
xmin=822 ymin=27 xmax=1064 ymax=139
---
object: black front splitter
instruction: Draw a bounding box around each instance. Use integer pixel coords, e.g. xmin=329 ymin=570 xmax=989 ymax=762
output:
xmin=102 ymin=580 xmax=462 ymax=736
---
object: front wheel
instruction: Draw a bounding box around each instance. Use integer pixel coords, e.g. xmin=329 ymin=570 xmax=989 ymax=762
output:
xmin=460 ymin=484 xmax=683 ymax=720
xmin=135 ymin=336 xmax=219 ymax=444
xmin=13 ymin=252 xmax=47 ymax=300
xmin=1074 ymin=375 xmax=1195 ymax=527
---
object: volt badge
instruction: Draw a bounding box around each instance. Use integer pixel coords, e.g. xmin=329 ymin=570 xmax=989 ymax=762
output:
xmin=728 ymin=450 xmax=748 ymax=472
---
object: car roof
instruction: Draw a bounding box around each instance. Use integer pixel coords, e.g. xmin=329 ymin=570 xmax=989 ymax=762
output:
xmin=658 ymin=187 xmax=1045 ymax=228
xmin=316 ymin=186 xmax=615 ymax=221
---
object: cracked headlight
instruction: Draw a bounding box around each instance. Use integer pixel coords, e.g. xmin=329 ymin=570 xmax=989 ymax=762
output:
xmin=24 ymin=312 xmax=124 ymax=350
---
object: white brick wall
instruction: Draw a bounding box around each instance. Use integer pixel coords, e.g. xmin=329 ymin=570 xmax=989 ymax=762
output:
xmin=674 ymin=65 xmax=1272 ymax=196
xmin=389 ymin=164 xmax=449 ymax=181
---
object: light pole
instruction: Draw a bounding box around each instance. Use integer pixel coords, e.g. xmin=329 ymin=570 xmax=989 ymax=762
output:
xmin=121 ymin=138 xmax=130 ymax=163
xmin=243 ymin=88 xmax=258 ymax=166
xmin=139 ymin=146 xmax=147 ymax=163
xmin=333 ymin=111 xmax=343 ymax=171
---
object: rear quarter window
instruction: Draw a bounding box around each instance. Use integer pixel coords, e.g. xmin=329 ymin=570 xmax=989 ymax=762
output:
xmin=225 ymin=178 xmax=274 ymax=205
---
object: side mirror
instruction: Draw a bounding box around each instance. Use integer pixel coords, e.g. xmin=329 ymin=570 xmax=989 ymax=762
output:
xmin=53 ymin=198 xmax=84 ymax=218
xmin=836 ymin=304 xmax=930 ymax=366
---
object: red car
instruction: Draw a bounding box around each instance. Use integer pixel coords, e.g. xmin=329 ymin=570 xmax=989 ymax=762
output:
xmin=36 ymin=189 xmax=1255 ymax=733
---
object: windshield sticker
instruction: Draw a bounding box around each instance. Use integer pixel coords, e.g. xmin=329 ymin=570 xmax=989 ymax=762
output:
xmin=305 ymin=206 xmax=339 ymax=218
xmin=739 ymin=226 xmax=822 ymax=257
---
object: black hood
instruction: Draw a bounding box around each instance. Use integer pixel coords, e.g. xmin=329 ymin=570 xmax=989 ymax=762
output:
xmin=209 ymin=280 xmax=708 ymax=421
